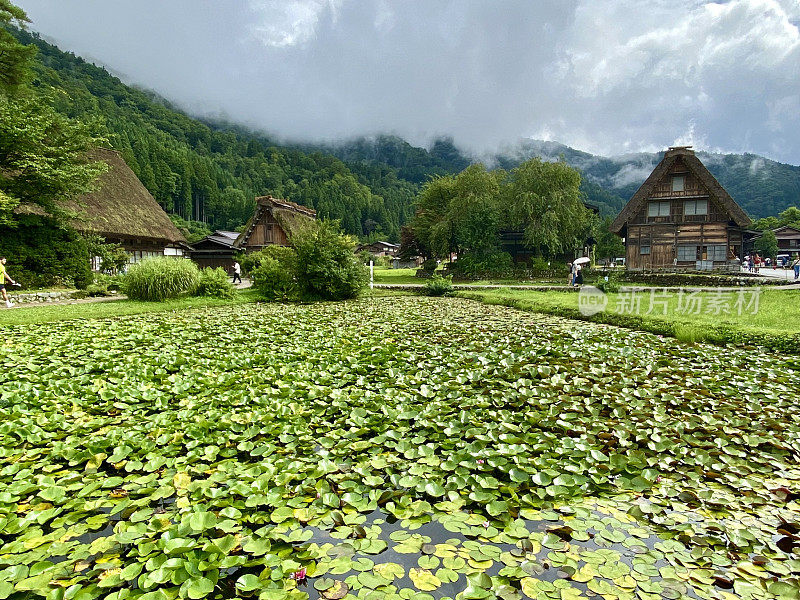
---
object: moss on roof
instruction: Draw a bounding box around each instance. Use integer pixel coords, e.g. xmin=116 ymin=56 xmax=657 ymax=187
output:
xmin=68 ymin=148 xmax=186 ymax=243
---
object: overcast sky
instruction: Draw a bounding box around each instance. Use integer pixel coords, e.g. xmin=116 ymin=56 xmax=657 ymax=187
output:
xmin=16 ymin=0 xmax=800 ymax=164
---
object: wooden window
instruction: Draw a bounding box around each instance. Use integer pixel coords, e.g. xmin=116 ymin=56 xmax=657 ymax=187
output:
xmin=672 ymin=175 xmax=685 ymax=192
xmin=648 ymin=201 xmax=670 ymax=217
xmin=709 ymin=245 xmax=727 ymax=261
xmin=684 ymin=199 xmax=708 ymax=215
xmin=677 ymin=245 xmax=697 ymax=261
xmin=640 ymin=245 xmax=651 ymax=255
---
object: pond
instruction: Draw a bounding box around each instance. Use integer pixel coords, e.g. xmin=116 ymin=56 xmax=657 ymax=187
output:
xmin=0 ymin=297 xmax=797 ymax=599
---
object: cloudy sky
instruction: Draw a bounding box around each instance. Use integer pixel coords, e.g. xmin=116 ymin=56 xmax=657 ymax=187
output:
xmin=16 ymin=0 xmax=800 ymax=164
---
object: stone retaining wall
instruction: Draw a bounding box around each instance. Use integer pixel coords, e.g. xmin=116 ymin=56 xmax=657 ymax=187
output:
xmin=8 ymin=290 xmax=85 ymax=304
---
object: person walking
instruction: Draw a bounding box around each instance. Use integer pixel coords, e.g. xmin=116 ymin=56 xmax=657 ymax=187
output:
xmin=0 ymin=257 xmax=19 ymax=308
xmin=792 ymin=255 xmax=800 ymax=280
xmin=232 ymin=261 xmax=242 ymax=285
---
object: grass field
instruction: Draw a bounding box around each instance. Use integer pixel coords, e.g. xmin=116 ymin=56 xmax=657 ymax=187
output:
xmin=458 ymin=287 xmax=800 ymax=338
xmin=372 ymin=268 xmax=566 ymax=286
xmin=0 ymin=297 xmax=797 ymax=599
xmin=0 ymin=289 xmax=261 ymax=326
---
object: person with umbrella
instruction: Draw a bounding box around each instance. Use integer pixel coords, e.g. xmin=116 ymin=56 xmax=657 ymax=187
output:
xmin=572 ymin=257 xmax=590 ymax=286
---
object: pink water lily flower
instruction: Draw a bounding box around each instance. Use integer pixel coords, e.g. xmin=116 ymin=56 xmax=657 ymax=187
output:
xmin=291 ymin=569 xmax=307 ymax=581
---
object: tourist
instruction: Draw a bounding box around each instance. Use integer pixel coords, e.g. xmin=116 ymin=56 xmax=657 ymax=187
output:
xmin=0 ymin=257 xmax=20 ymax=308
xmin=232 ymin=261 xmax=242 ymax=284
xmin=567 ymin=262 xmax=574 ymax=286
xmin=575 ymin=263 xmax=584 ymax=286
xmin=792 ymin=255 xmax=800 ymax=280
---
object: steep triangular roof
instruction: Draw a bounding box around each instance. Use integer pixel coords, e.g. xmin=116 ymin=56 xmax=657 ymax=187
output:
xmin=610 ymin=147 xmax=750 ymax=233
xmin=234 ymin=195 xmax=316 ymax=248
xmin=772 ymin=225 xmax=800 ymax=236
xmin=15 ymin=148 xmax=187 ymax=244
xmin=73 ymin=148 xmax=186 ymax=243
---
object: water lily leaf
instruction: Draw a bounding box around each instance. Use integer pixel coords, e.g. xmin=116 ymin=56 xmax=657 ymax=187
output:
xmin=236 ymin=574 xmax=261 ymax=592
xmin=322 ymin=581 xmax=349 ymax=600
xmin=409 ymin=568 xmax=441 ymax=591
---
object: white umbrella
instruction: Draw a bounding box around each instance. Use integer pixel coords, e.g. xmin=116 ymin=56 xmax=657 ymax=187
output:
xmin=573 ymin=257 xmax=591 ymax=265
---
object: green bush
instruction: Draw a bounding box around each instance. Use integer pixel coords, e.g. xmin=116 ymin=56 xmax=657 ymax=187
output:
xmin=122 ymin=257 xmax=200 ymax=301
xmin=421 ymin=273 xmax=453 ymax=297
xmin=195 ymin=267 xmax=235 ymax=299
xmin=85 ymin=283 xmax=111 ymax=297
xmin=595 ymin=270 xmax=622 ymax=293
xmin=0 ymin=217 xmax=93 ymax=289
xmin=250 ymin=246 xmax=300 ymax=301
xmin=292 ymin=221 xmax=368 ymax=300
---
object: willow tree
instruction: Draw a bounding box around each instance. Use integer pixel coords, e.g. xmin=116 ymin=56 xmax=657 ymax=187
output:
xmin=504 ymin=158 xmax=593 ymax=257
xmin=412 ymin=164 xmax=503 ymax=259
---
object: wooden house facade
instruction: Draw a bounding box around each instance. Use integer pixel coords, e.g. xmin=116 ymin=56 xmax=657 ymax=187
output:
xmin=772 ymin=226 xmax=800 ymax=255
xmin=610 ymin=147 xmax=750 ymax=271
xmin=189 ymin=231 xmax=240 ymax=270
xmin=234 ymin=196 xmax=316 ymax=252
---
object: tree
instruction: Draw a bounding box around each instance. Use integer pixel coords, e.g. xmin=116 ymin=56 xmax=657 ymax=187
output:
xmin=412 ymin=165 xmax=503 ymax=259
xmin=504 ymin=158 xmax=592 ymax=257
xmin=754 ymin=230 xmax=778 ymax=259
xmin=0 ymin=1 xmax=36 ymax=94
xmin=595 ymin=217 xmax=626 ymax=262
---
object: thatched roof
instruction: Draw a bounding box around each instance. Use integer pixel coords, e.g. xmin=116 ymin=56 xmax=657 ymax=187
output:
xmin=610 ymin=147 xmax=751 ymax=234
xmin=234 ymin=195 xmax=316 ymax=248
xmin=66 ymin=148 xmax=186 ymax=244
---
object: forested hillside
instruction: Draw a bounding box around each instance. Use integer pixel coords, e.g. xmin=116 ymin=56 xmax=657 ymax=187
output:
xmin=12 ymin=26 xmax=798 ymax=242
xmin=13 ymin=28 xmax=414 ymax=241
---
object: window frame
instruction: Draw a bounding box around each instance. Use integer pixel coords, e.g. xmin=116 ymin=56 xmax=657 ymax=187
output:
xmin=640 ymin=245 xmax=651 ymax=255
xmin=684 ymin=198 xmax=708 ymax=216
xmin=672 ymin=175 xmax=685 ymax=192
xmin=647 ymin=201 xmax=671 ymax=218
xmin=677 ymin=245 xmax=697 ymax=261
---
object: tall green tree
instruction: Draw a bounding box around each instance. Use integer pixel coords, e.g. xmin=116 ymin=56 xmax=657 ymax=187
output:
xmin=595 ymin=216 xmax=625 ymax=262
xmin=754 ymin=230 xmax=778 ymax=259
xmin=0 ymin=0 xmax=35 ymax=93
xmin=504 ymin=158 xmax=592 ymax=257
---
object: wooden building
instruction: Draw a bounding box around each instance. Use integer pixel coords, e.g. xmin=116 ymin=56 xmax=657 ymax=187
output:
xmin=772 ymin=225 xmax=800 ymax=255
xmin=234 ymin=195 xmax=316 ymax=252
xmin=17 ymin=148 xmax=189 ymax=267
xmin=189 ymin=231 xmax=240 ymax=270
xmin=356 ymin=241 xmax=400 ymax=257
xmin=610 ymin=147 xmax=751 ymax=271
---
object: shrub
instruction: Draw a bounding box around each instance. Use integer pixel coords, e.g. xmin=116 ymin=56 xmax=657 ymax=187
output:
xmin=195 ymin=267 xmax=235 ymax=299
xmin=420 ymin=258 xmax=438 ymax=272
xmin=85 ymin=283 xmax=111 ymax=297
xmin=595 ymin=270 xmax=622 ymax=293
xmin=122 ymin=257 xmax=200 ymax=301
xmin=250 ymin=246 xmax=300 ymax=301
xmin=0 ymin=217 xmax=93 ymax=289
xmin=421 ymin=273 xmax=453 ymax=296
xmin=292 ymin=221 xmax=368 ymax=300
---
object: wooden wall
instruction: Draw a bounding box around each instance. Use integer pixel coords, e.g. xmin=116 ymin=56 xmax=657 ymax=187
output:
xmin=245 ymin=211 xmax=289 ymax=249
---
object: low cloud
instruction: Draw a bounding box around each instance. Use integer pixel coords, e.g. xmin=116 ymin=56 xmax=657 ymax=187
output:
xmin=16 ymin=0 xmax=800 ymax=164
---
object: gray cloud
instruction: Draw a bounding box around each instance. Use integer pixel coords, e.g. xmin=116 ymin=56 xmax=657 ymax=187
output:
xmin=16 ymin=0 xmax=800 ymax=164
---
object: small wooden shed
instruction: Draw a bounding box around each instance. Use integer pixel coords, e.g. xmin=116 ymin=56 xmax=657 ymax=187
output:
xmin=610 ymin=147 xmax=750 ymax=271
xmin=190 ymin=231 xmax=240 ymax=270
xmin=234 ymin=195 xmax=316 ymax=252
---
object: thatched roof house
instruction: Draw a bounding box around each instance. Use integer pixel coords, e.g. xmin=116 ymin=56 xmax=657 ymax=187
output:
xmin=611 ymin=147 xmax=750 ymax=271
xmin=234 ymin=195 xmax=316 ymax=251
xmin=74 ymin=148 xmax=188 ymax=260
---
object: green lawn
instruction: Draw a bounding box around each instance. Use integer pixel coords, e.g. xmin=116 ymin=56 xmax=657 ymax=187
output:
xmin=0 ymin=289 xmax=260 ymax=326
xmin=458 ymin=287 xmax=800 ymax=348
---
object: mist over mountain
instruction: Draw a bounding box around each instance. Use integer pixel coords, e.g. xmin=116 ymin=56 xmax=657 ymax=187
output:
xmin=12 ymin=23 xmax=799 ymax=240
